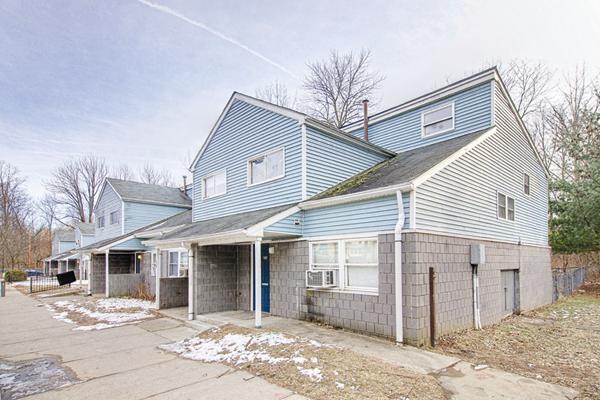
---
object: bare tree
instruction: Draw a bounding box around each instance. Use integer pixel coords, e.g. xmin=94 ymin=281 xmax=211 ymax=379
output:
xmin=45 ymin=155 xmax=107 ymax=224
xmin=500 ymin=60 xmax=554 ymax=120
xmin=139 ymin=163 xmax=175 ymax=187
xmin=303 ymin=49 xmax=384 ymax=128
xmin=256 ymin=81 xmax=297 ymax=108
xmin=112 ymin=164 xmax=136 ymax=181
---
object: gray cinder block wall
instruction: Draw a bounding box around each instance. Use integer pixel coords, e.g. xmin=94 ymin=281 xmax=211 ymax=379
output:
xmin=89 ymin=253 xmax=136 ymax=295
xmin=108 ymin=274 xmax=143 ymax=297
xmin=140 ymin=252 xmax=156 ymax=296
xmin=158 ymin=277 xmax=188 ymax=308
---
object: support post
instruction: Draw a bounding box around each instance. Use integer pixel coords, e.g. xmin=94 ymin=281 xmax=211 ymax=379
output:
xmin=155 ymin=248 xmax=161 ymax=309
xmin=187 ymin=244 xmax=195 ymax=320
xmin=394 ymin=191 xmax=405 ymax=343
xmin=87 ymin=254 xmax=93 ymax=295
xmin=254 ymin=238 xmax=263 ymax=328
xmin=105 ymin=250 xmax=110 ymax=297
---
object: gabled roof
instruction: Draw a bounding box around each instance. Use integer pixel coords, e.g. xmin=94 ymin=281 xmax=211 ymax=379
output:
xmin=101 ymin=178 xmax=192 ymax=209
xmin=189 ymin=92 xmax=395 ymax=171
xmin=308 ymin=127 xmax=495 ymax=202
xmin=75 ymin=222 xmax=94 ymax=235
xmin=54 ymin=229 xmax=75 ymax=242
xmin=150 ymin=204 xmax=296 ymax=243
xmin=77 ymin=209 xmax=192 ymax=252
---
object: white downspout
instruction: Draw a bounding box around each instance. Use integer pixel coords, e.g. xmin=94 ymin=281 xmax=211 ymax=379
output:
xmin=155 ymin=248 xmax=161 ymax=309
xmin=394 ymin=190 xmax=405 ymax=343
xmin=104 ymin=249 xmax=110 ymax=297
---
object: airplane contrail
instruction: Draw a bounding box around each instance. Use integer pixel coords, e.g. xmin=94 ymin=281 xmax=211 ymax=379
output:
xmin=136 ymin=0 xmax=299 ymax=80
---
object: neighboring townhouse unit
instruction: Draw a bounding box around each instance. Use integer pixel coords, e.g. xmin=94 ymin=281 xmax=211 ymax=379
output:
xmin=77 ymin=178 xmax=192 ymax=299
xmin=143 ymin=67 xmax=550 ymax=346
xmin=43 ymin=228 xmax=77 ymax=275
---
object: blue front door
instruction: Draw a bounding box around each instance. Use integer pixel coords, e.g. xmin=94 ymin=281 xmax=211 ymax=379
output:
xmin=253 ymin=244 xmax=270 ymax=313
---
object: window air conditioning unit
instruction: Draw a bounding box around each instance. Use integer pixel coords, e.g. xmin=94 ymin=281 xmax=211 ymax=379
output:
xmin=306 ymin=270 xmax=336 ymax=288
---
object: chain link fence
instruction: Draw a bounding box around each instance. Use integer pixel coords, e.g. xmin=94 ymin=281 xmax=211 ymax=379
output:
xmin=552 ymin=267 xmax=587 ymax=301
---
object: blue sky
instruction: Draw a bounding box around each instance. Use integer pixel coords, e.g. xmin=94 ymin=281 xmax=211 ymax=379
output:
xmin=1 ymin=0 xmax=599 ymax=197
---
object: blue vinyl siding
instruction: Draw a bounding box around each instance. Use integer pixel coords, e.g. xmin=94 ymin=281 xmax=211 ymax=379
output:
xmin=306 ymin=126 xmax=389 ymax=197
xmin=58 ymin=241 xmax=76 ymax=253
xmin=112 ymin=238 xmax=147 ymax=251
xmin=302 ymin=194 xmax=409 ymax=237
xmin=124 ymin=201 xmax=188 ymax=232
xmin=94 ymin=184 xmax=123 ymax=241
xmin=415 ymin=83 xmax=548 ymax=246
xmin=265 ymin=211 xmax=303 ymax=236
xmin=194 ymin=100 xmax=303 ymax=222
xmin=349 ymin=82 xmax=493 ymax=152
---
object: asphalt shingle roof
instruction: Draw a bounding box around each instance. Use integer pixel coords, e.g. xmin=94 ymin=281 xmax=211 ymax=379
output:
xmin=158 ymin=204 xmax=295 ymax=242
xmin=77 ymin=210 xmax=192 ymax=251
xmin=106 ymin=178 xmax=192 ymax=207
xmin=313 ymin=129 xmax=490 ymax=200
xmin=54 ymin=229 xmax=75 ymax=242
xmin=76 ymin=222 xmax=95 ymax=235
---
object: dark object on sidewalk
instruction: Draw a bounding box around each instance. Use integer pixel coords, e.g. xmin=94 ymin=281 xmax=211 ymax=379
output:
xmin=56 ymin=271 xmax=76 ymax=286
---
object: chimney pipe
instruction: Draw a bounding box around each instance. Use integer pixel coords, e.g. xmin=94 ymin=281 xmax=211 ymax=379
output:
xmin=362 ymin=99 xmax=369 ymax=142
xmin=182 ymin=175 xmax=187 ymax=192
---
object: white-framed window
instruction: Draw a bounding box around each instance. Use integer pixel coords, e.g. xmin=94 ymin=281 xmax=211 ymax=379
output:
xmin=203 ymin=170 xmax=227 ymax=199
xmin=150 ymin=252 xmax=157 ymax=277
xmin=97 ymin=214 xmax=105 ymax=228
xmin=422 ymin=102 xmax=455 ymax=137
xmin=247 ymin=147 xmax=285 ymax=186
xmin=168 ymin=250 xmax=189 ymax=277
xmin=523 ymin=173 xmax=530 ymax=196
xmin=497 ymin=192 xmax=515 ymax=221
xmin=110 ymin=210 xmax=120 ymax=225
xmin=309 ymin=238 xmax=378 ymax=292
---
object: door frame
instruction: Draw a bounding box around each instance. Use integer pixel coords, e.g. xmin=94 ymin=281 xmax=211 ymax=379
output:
xmin=252 ymin=243 xmax=270 ymax=313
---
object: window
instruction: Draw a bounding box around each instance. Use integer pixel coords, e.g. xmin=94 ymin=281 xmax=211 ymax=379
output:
xmin=422 ymin=103 xmax=454 ymax=137
xmin=168 ymin=250 xmax=189 ymax=277
xmin=110 ymin=210 xmax=120 ymax=225
xmin=97 ymin=214 xmax=105 ymax=228
xmin=523 ymin=173 xmax=530 ymax=195
xmin=309 ymin=238 xmax=378 ymax=292
xmin=248 ymin=148 xmax=285 ymax=185
xmin=203 ymin=170 xmax=226 ymax=198
xmin=497 ymin=192 xmax=515 ymax=221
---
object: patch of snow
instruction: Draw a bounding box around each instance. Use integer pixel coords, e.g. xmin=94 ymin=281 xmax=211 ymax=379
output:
xmin=310 ymin=357 xmax=318 ymax=364
xmin=474 ymin=364 xmax=488 ymax=371
xmin=335 ymin=381 xmax=345 ymax=389
xmin=297 ymin=367 xmax=323 ymax=382
xmin=96 ymin=298 xmax=156 ymax=311
xmin=290 ymin=356 xmax=307 ymax=364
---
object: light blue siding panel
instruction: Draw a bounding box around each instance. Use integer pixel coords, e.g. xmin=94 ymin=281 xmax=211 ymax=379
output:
xmin=350 ymin=82 xmax=493 ymax=152
xmin=94 ymin=184 xmax=122 ymax=241
xmin=265 ymin=211 xmax=303 ymax=235
xmin=112 ymin=238 xmax=146 ymax=250
xmin=415 ymin=83 xmax=548 ymax=246
xmin=80 ymin=235 xmax=95 ymax=247
xmin=302 ymin=194 xmax=409 ymax=237
xmin=59 ymin=241 xmax=76 ymax=253
xmin=194 ymin=100 xmax=302 ymax=222
xmin=124 ymin=201 xmax=188 ymax=232
xmin=306 ymin=126 xmax=389 ymax=197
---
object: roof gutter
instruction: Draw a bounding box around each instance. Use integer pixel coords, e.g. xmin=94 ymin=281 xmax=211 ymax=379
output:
xmin=299 ymin=182 xmax=415 ymax=210
xmin=143 ymin=229 xmax=249 ymax=247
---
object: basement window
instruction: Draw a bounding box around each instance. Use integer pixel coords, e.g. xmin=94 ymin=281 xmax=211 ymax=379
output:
xmin=497 ymin=192 xmax=515 ymax=221
xmin=422 ymin=103 xmax=455 ymax=137
xmin=247 ymin=148 xmax=285 ymax=186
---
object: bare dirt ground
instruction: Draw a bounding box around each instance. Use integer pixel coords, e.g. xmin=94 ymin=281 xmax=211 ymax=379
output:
xmin=162 ymin=324 xmax=447 ymax=400
xmin=436 ymin=282 xmax=600 ymax=400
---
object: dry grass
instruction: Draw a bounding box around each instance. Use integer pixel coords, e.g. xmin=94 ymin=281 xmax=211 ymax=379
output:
xmin=178 ymin=325 xmax=447 ymax=400
xmin=435 ymin=287 xmax=600 ymax=400
xmin=131 ymin=282 xmax=155 ymax=301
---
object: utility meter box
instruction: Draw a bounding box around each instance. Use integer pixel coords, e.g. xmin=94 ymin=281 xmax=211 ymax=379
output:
xmin=470 ymin=244 xmax=486 ymax=265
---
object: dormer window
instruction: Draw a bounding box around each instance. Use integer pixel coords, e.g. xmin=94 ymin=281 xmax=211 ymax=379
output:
xmin=203 ymin=170 xmax=227 ymax=198
xmin=247 ymin=148 xmax=285 ymax=186
xmin=422 ymin=103 xmax=454 ymax=137
xmin=110 ymin=210 xmax=120 ymax=224
xmin=97 ymin=214 xmax=105 ymax=228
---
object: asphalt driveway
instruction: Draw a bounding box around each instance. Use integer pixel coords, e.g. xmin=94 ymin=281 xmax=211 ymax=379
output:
xmin=0 ymin=286 xmax=305 ymax=400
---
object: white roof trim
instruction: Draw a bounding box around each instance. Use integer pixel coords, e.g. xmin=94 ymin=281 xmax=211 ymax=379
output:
xmin=345 ymin=68 xmax=497 ymax=130
xmin=121 ymin=198 xmax=191 ymax=209
xmin=93 ymin=178 xmax=123 ymax=213
xmin=246 ymin=206 xmax=301 ymax=236
xmin=300 ymin=182 xmax=415 ymax=210
xmin=412 ymin=127 xmax=497 ymax=187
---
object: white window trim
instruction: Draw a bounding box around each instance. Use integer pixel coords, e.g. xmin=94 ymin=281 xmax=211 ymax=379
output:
xmin=308 ymin=237 xmax=379 ymax=294
xmin=167 ymin=249 xmax=188 ymax=277
xmin=246 ymin=147 xmax=286 ymax=187
xmin=497 ymin=191 xmax=516 ymax=222
xmin=523 ymin=173 xmax=531 ymax=196
xmin=110 ymin=210 xmax=120 ymax=225
xmin=421 ymin=102 xmax=455 ymax=138
xmin=202 ymin=169 xmax=227 ymax=199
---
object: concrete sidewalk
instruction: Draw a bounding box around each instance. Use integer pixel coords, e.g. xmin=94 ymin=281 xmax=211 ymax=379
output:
xmin=162 ymin=308 xmax=579 ymax=400
xmin=0 ymin=286 xmax=306 ymax=400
